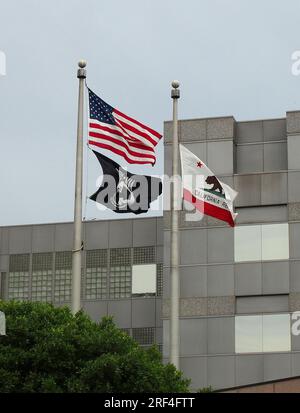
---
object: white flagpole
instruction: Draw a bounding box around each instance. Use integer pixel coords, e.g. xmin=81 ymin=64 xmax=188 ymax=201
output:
xmin=170 ymin=80 xmax=180 ymax=368
xmin=71 ymin=60 xmax=86 ymax=315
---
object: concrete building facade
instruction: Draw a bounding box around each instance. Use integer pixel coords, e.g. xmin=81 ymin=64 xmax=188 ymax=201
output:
xmin=1 ymin=110 xmax=300 ymax=391
xmin=163 ymin=110 xmax=300 ymax=390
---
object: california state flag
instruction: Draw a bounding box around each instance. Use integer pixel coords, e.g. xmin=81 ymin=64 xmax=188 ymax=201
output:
xmin=180 ymin=144 xmax=238 ymax=227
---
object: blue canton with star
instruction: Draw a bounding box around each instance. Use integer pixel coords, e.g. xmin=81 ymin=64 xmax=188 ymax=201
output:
xmin=88 ymin=89 xmax=116 ymax=125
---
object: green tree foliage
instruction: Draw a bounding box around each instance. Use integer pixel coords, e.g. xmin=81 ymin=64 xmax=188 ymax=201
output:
xmin=0 ymin=301 xmax=190 ymax=393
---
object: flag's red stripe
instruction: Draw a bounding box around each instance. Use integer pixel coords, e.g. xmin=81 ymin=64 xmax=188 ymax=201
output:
xmin=115 ymin=118 xmax=158 ymax=147
xmin=114 ymin=108 xmax=162 ymax=139
xmin=88 ymin=140 xmax=155 ymax=165
xmin=183 ymin=188 xmax=235 ymax=227
xmin=89 ymin=131 xmax=156 ymax=160
xmin=89 ymin=122 xmax=154 ymax=151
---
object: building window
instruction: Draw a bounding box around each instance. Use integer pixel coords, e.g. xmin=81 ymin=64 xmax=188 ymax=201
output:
xmin=109 ymin=265 xmax=131 ymax=298
xmin=54 ymin=251 xmax=72 ymax=302
xmin=235 ymin=314 xmax=291 ymax=353
xmin=8 ymin=254 xmax=30 ymax=300
xmin=109 ymin=248 xmax=131 ymax=299
xmin=31 ymin=253 xmax=53 ymax=302
xmin=132 ymin=264 xmax=156 ymax=296
xmin=86 ymin=250 xmax=107 ymax=299
xmin=133 ymin=246 xmax=155 ymax=264
xmin=0 ymin=272 xmax=6 ymax=299
xmin=132 ymin=327 xmax=155 ymax=345
xmin=156 ymin=264 xmax=163 ymax=297
xmin=234 ymin=223 xmax=289 ymax=262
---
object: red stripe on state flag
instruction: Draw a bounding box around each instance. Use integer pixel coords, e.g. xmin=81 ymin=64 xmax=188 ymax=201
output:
xmin=183 ymin=188 xmax=235 ymax=227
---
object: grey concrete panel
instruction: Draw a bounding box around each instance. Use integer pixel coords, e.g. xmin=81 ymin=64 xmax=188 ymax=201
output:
xmin=180 ymin=229 xmax=207 ymax=265
xmin=290 ymin=261 xmax=300 ymax=292
xmin=207 ymin=117 xmax=235 ymax=140
xmin=263 ymin=119 xmax=286 ymax=142
xmin=9 ymin=226 xmax=32 ymax=253
xmin=236 ymin=121 xmax=263 ymax=144
xmin=235 ymin=355 xmax=264 ymax=386
xmin=162 ymin=320 xmax=169 ymax=357
xmin=156 ymin=246 xmax=163 ymax=263
xmin=180 ymin=357 xmax=207 ymax=390
xmin=207 ymin=141 xmax=233 ymax=175
xmin=163 ymin=266 xmax=207 ymax=299
xmin=262 ymin=261 xmax=289 ymax=295
xmin=0 ymin=255 xmax=9 ymax=271
xmin=207 ymin=227 xmax=234 ymax=263
xmin=290 ymin=293 xmax=300 ymax=312
xmin=236 ymin=144 xmax=263 ymax=174
xmin=84 ymin=221 xmax=109 ymax=249
xmin=180 ymin=297 xmax=208 ymax=317
xmin=0 ymin=228 xmax=9 ymax=254
xmin=207 ymin=296 xmax=235 ymax=316
xmin=235 ymin=263 xmax=262 ymax=296
xmin=32 ymin=225 xmax=55 ymax=252
xmin=184 ymin=142 xmax=207 ymax=163
xmin=82 ymin=301 xmax=108 ymax=322
xmin=286 ymin=111 xmax=300 ymax=134
xmin=289 ymin=203 xmax=300 ymax=221
xmin=234 ymin=174 xmax=261 ymax=207
xmin=288 ymin=171 xmax=300 ymax=203
xmin=261 ymin=173 xmax=287 ymax=205
xmin=291 ymin=316 xmax=300 ymax=351
xmin=180 ymin=119 xmax=207 ymax=142
xmin=263 ymin=142 xmax=287 ymax=172
xmin=133 ymin=218 xmax=156 ymax=247
xmin=207 ymin=355 xmax=235 ymax=390
xmin=156 ymin=218 xmax=164 ymax=246
xmin=263 ymin=353 xmax=291 ymax=382
xmin=163 ymin=121 xmax=172 ymax=143
xmin=164 ymin=144 xmax=172 ymax=177
xmin=155 ymin=299 xmax=162 ymax=326
xmin=107 ymin=300 xmax=132 ymax=328
xmin=207 ymin=265 xmax=234 ymax=296
xmin=288 ymin=135 xmax=300 ymax=170
xmin=289 ymin=223 xmax=300 ymax=259
xmin=156 ymin=327 xmax=163 ymax=343
xmin=236 ymin=206 xmax=287 ymax=225
xmin=164 ymin=211 xmax=171 ymax=230
xmin=236 ymin=295 xmax=289 ymax=314
xmin=109 ymin=220 xmax=133 ymax=248
xmin=207 ymin=317 xmax=235 ymax=354
xmin=291 ymin=353 xmax=300 ymax=376
xmin=180 ymin=318 xmax=207 ymax=355
xmin=163 ymin=231 xmax=170 ymax=265
xmin=180 ymin=266 xmax=207 ymax=298
xmin=54 ymin=223 xmax=73 ymax=251
xmin=132 ymin=299 xmax=156 ymax=328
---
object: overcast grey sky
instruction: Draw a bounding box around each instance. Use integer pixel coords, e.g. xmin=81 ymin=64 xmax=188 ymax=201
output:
xmin=0 ymin=0 xmax=300 ymax=226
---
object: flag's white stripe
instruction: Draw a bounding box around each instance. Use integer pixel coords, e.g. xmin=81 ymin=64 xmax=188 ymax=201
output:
xmin=89 ymin=117 xmax=156 ymax=150
xmin=89 ymin=136 xmax=155 ymax=163
xmin=89 ymin=127 xmax=155 ymax=156
xmin=114 ymin=112 xmax=160 ymax=144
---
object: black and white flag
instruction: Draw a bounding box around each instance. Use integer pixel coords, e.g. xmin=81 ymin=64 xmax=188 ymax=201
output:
xmin=89 ymin=151 xmax=162 ymax=214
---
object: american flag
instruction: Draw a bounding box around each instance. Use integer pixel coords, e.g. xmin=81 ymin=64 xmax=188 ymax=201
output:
xmin=88 ymin=88 xmax=162 ymax=165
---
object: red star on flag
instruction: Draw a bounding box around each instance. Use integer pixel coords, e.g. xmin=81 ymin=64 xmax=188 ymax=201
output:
xmin=197 ymin=161 xmax=202 ymax=168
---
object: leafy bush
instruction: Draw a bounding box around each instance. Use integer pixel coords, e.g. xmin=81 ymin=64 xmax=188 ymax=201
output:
xmin=0 ymin=301 xmax=190 ymax=393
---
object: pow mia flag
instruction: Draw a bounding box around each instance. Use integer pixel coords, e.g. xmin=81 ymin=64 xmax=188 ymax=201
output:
xmin=89 ymin=151 xmax=162 ymax=214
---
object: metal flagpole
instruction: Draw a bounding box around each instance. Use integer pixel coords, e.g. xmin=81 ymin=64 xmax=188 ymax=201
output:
xmin=71 ymin=60 xmax=86 ymax=315
xmin=170 ymin=80 xmax=180 ymax=368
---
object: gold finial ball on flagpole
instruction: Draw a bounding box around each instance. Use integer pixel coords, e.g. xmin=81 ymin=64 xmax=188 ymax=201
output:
xmin=78 ymin=60 xmax=87 ymax=68
xmin=172 ymin=80 xmax=180 ymax=89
